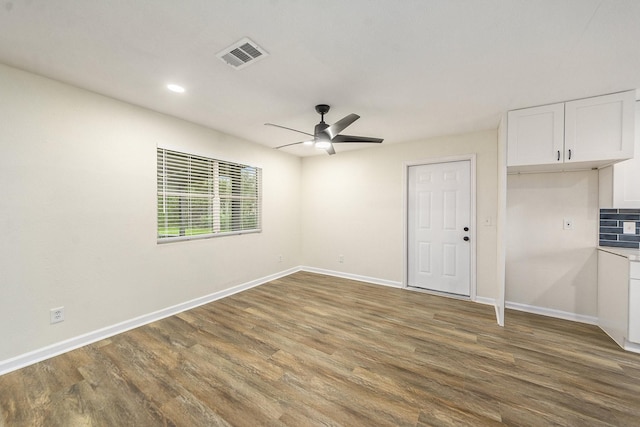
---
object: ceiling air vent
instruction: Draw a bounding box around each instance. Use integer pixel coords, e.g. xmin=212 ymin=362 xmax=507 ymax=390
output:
xmin=216 ymin=37 xmax=269 ymax=70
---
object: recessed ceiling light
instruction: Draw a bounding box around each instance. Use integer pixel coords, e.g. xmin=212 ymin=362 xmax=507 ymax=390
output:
xmin=167 ymin=84 xmax=185 ymax=93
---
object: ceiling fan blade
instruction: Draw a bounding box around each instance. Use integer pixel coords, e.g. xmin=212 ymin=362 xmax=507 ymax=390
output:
xmin=265 ymin=123 xmax=314 ymax=137
xmin=274 ymin=140 xmax=309 ymax=149
xmin=325 ymin=144 xmax=336 ymax=155
xmin=324 ymin=113 xmax=360 ymax=139
xmin=332 ymin=135 xmax=384 ymax=144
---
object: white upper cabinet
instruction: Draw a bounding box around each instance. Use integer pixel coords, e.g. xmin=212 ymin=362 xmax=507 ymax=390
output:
xmin=565 ymin=91 xmax=635 ymax=163
xmin=601 ymin=101 xmax=640 ymax=208
xmin=507 ymin=103 xmax=564 ymax=167
xmin=507 ymin=91 xmax=635 ymax=172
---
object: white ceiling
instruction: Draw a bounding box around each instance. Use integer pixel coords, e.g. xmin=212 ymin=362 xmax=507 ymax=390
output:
xmin=1 ymin=0 xmax=639 ymax=156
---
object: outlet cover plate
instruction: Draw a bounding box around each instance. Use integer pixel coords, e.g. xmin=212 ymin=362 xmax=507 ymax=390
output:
xmin=50 ymin=307 xmax=65 ymax=324
xmin=623 ymin=221 xmax=636 ymax=234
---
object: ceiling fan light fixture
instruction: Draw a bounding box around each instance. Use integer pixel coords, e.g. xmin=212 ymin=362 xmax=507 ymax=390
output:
xmin=315 ymin=141 xmax=331 ymax=150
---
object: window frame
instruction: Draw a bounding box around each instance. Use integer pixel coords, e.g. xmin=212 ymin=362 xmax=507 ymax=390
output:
xmin=157 ymin=147 xmax=262 ymax=243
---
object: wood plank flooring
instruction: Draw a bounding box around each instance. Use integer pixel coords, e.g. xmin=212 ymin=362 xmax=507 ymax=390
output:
xmin=2 ymin=271 xmax=640 ymax=426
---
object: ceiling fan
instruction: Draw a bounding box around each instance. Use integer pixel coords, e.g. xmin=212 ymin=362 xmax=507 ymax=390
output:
xmin=266 ymin=104 xmax=383 ymax=155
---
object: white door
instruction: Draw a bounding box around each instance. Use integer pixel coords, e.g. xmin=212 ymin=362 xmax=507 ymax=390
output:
xmin=407 ymin=160 xmax=471 ymax=296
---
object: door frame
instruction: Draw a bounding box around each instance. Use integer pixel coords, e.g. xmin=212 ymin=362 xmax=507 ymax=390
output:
xmin=402 ymin=154 xmax=477 ymax=300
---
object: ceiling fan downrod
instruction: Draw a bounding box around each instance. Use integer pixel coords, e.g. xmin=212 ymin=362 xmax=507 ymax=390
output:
xmin=314 ymin=104 xmax=330 ymax=137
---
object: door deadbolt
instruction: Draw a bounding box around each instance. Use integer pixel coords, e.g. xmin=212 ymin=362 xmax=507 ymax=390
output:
xmin=464 ymin=227 xmax=469 ymax=231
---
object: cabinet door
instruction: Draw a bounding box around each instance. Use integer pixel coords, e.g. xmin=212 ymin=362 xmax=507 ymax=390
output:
xmin=507 ymin=103 xmax=565 ymax=167
xmin=612 ymin=102 xmax=640 ymax=208
xmin=565 ymin=91 xmax=635 ymax=163
xmin=598 ymin=250 xmax=629 ymax=348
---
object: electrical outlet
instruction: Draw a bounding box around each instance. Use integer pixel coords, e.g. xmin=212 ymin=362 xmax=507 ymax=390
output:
xmin=338 ymin=254 xmax=344 ymax=263
xmin=623 ymin=222 xmax=636 ymax=235
xmin=278 ymin=254 xmax=283 ymax=263
xmin=50 ymin=307 xmax=64 ymax=324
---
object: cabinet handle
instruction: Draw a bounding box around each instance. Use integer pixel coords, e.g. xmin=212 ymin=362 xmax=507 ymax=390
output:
xmin=568 ymin=149 xmax=572 ymax=160
xmin=557 ymin=150 xmax=560 ymax=161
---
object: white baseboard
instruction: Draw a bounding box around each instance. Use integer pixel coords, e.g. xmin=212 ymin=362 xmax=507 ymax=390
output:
xmin=473 ymin=296 xmax=504 ymax=326
xmin=2 ymin=266 xmax=516 ymax=376
xmin=302 ymin=267 xmax=508 ymax=326
xmin=505 ymin=301 xmax=598 ymax=325
xmin=300 ymin=266 xmax=403 ymax=288
xmin=624 ymin=340 xmax=640 ymax=354
xmin=0 ymin=267 xmax=299 ymax=376
xmin=474 ymin=296 xmax=496 ymax=306
xmin=304 ymin=268 xmax=507 ymax=326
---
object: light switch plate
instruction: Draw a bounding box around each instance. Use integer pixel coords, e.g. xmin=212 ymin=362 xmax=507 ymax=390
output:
xmin=623 ymin=221 xmax=636 ymax=234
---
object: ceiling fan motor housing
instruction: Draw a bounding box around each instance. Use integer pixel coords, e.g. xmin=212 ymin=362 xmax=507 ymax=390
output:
xmin=314 ymin=122 xmax=329 ymax=137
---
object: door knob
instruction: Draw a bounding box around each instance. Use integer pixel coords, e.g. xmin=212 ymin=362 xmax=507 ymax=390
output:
xmin=464 ymin=236 xmax=470 ymax=241
xmin=464 ymin=227 xmax=469 ymax=231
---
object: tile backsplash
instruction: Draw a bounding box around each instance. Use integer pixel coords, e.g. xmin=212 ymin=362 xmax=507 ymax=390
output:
xmin=599 ymin=208 xmax=640 ymax=249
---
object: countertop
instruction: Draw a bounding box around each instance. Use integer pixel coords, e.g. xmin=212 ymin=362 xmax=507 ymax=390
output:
xmin=598 ymin=246 xmax=640 ymax=262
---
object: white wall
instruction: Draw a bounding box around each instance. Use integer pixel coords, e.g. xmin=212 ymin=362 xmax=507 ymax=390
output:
xmin=301 ymin=130 xmax=499 ymax=300
xmin=506 ymin=171 xmax=599 ymax=319
xmin=0 ymin=64 xmax=302 ymax=362
xmin=0 ymin=62 xmax=503 ymax=370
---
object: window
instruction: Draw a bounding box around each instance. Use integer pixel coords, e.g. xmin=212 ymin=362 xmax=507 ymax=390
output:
xmin=157 ymin=148 xmax=261 ymax=242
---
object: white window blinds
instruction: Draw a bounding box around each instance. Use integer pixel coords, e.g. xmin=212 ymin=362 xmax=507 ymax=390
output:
xmin=157 ymin=148 xmax=262 ymax=242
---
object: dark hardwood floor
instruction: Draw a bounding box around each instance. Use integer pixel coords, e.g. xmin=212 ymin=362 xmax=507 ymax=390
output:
xmin=2 ymin=271 xmax=640 ymax=426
